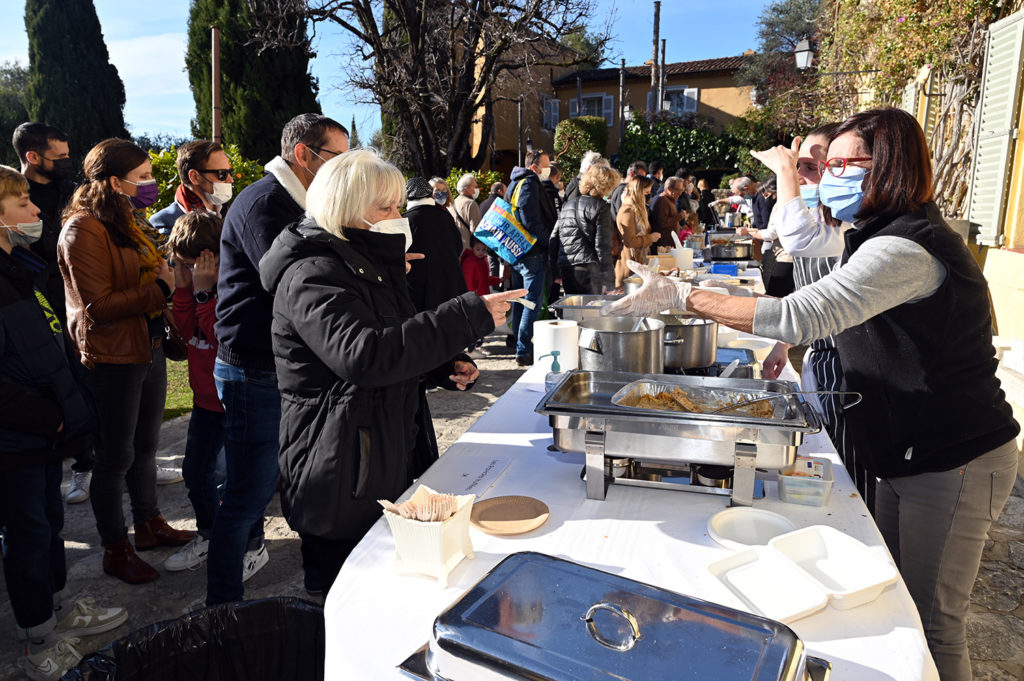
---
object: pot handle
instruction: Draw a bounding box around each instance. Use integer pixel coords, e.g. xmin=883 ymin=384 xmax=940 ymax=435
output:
xmin=578 ymin=327 xmax=601 ymax=353
xmin=663 ymin=338 xmax=687 ymax=346
xmin=581 ymin=601 xmax=643 ymax=651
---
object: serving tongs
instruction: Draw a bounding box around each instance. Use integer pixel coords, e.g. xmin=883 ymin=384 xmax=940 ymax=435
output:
xmin=707 ymin=390 xmax=863 ymax=415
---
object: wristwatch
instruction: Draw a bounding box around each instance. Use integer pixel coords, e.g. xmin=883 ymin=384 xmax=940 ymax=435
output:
xmin=194 ymin=288 xmax=215 ymax=305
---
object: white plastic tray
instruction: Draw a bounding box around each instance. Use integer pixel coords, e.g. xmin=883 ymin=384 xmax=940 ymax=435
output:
xmin=707 ymin=525 xmax=898 ymax=623
xmin=707 ymin=507 xmax=797 ymax=550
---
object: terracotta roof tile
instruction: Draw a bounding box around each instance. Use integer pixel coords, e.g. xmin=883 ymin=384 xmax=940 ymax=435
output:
xmin=552 ymin=55 xmax=750 ymax=86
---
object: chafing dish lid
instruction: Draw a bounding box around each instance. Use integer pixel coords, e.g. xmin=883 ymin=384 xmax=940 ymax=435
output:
xmin=429 ymin=552 xmax=805 ymax=681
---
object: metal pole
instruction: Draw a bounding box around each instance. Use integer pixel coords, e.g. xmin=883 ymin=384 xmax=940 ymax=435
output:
xmin=652 ymin=1 xmax=660 ymax=108
xmin=211 ymin=26 xmax=221 ymax=143
xmin=618 ymin=58 xmax=626 ymax=147
xmin=517 ymin=96 xmax=523 ymax=167
xmin=659 ymin=38 xmax=666 ymax=113
xmin=576 ymin=75 xmax=583 ymax=117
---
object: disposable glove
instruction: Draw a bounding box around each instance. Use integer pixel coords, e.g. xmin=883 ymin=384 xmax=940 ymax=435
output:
xmin=697 ymin=279 xmax=753 ymax=297
xmin=603 ymin=260 xmax=692 ymax=317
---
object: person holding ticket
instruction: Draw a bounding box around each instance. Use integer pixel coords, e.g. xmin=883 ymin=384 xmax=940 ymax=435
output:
xmin=259 ymin=148 xmax=526 ymax=593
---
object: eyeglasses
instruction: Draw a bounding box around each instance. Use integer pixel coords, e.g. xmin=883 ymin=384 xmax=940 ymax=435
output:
xmin=197 ymin=168 xmax=235 ymax=181
xmin=818 ymin=157 xmax=872 ymax=178
xmin=309 ymin=146 xmax=343 ymax=159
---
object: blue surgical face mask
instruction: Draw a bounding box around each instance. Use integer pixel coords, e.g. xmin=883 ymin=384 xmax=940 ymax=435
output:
xmin=799 ymin=185 xmax=820 ymax=209
xmin=819 ymin=167 xmax=868 ymax=223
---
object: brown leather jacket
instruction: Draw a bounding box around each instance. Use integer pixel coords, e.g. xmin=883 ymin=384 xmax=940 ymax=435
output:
xmin=58 ymin=214 xmax=165 ymax=367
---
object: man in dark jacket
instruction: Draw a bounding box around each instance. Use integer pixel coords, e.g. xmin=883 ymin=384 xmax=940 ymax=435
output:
xmin=609 ymin=160 xmax=646 ymax=219
xmin=0 ymin=167 xmax=128 ymax=679
xmin=12 ymin=123 xmax=92 ymax=503
xmin=652 ymin=177 xmax=685 ymax=250
xmin=210 ymin=113 xmax=348 ymax=605
xmin=507 ymin=149 xmax=557 ymax=365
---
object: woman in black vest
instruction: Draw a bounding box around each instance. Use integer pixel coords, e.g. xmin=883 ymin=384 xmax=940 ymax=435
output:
xmin=608 ymin=108 xmax=1019 ymax=681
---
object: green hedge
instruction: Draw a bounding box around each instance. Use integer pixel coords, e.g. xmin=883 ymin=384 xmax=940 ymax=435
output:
xmin=553 ymin=116 xmax=608 ymax=178
xmin=617 ymin=117 xmax=735 ymax=175
xmin=445 ymin=167 xmax=504 ymax=202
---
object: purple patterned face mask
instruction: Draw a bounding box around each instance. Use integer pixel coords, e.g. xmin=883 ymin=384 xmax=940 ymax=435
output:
xmin=122 ymin=179 xmax=159 ymax=209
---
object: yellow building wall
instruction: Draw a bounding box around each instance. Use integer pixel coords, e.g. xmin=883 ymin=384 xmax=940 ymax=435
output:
xmin=1001 ymin=73 xmax=1024 ymax=250
xmin=553 ymin=72 xmax=754 ymax=155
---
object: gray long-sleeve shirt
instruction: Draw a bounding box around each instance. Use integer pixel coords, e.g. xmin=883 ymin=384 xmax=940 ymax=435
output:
xmin=753 ymin=236 xmax=947 ymax=345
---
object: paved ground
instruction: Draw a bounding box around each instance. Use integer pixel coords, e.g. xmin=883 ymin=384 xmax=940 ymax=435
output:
xmin=1 ymin=334 xmax=1021 ymax=679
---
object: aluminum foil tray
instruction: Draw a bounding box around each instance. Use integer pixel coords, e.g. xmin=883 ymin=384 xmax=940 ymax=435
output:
xmin=611 ymin=380 xmax=787 ymax=421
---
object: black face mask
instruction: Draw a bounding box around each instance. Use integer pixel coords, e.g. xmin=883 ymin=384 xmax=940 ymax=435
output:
xmin=38 ymin=157 xmax=74 ymax=182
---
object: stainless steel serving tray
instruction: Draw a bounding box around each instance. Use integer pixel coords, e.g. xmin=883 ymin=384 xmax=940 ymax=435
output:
xmin=538 ymin=371 xmax=818 ymax=431
xmin=422 ymin=552 xmax=825 ymax=681
xmin=549 ymin=294 xmax=623 ymax=323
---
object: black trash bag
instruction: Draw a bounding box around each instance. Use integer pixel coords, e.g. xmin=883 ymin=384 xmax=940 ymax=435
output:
xmin=62 ymin=597 xmax=325 ymax=681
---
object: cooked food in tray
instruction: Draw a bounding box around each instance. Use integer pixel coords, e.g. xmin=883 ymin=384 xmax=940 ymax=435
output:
xmin=617 ymin=385 xmax=776 ymax=418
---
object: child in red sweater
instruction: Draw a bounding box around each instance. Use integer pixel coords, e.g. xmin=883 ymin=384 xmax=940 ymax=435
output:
xmin=461 ymin=237 xmax=500 ymax=296
xmin=461 ymin=238 xmax=500 ymax=357
xmin=166 ymin=211 xmax=223 ymax=573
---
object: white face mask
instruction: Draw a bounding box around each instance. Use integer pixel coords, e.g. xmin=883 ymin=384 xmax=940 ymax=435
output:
xmin=536 ymin=167 xmax=551 ymax=181
xmin=363 ymin=217 xmax=412 ymax=251
xmin=208 ymin=182 xmax=233 ymax=206
xmin=0 ymin=219 xmax=44 ymax=248
xmin=471 ymin=187 xmax=480 ymax=200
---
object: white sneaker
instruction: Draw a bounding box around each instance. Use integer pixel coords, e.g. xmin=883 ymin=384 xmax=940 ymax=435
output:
xmin=156 ymin=466 xmax=184 ymax=485
xmin=53 ymin=597 xmax=128 ymax=637
xmin=164 ymin=535 xmax=210 ymax=572
xmin=66 ymin=471 xmax=90 ymax=504
xmin=241 ymin=545 xmax=269 ymax=583
xmin=19 ymin=637 xmax=82 ymax=681
xmin=467 ymin=348 xmax=487 ymax=360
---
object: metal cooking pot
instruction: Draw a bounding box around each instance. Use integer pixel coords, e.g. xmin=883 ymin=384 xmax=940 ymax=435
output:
xmin=577 ymin=317 xmax=664 ymax=374
xmin=550 ymin=294 xmax=622 ymax=323
xmin=705 ymin=243 xmax=752 ymax=260
xmin=655 ymin=313 xmax=718 ymax=369
xmin=624 ymin=276 xmax=642 ymax=295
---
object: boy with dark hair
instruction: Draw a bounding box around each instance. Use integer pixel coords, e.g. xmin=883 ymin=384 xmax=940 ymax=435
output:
xmin=0 ymin=165 xmax=127 ymax=680
xmin=164 ymin=211 xmax=224 ymax=572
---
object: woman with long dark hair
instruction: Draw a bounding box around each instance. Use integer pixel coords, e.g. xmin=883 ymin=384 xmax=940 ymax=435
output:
xmin=610 ymin=108 xmax=1019 ymax=680
xmin=59 ymin=139 xmax=194 ymax=585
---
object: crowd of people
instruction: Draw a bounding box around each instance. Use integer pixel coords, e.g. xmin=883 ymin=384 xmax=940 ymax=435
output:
xmin=1 ymin=106 xmax=1018 ymax=681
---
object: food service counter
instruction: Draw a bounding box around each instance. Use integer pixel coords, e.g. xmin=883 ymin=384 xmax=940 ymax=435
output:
xmin=324 ymin=362 xmax=939 ymax=681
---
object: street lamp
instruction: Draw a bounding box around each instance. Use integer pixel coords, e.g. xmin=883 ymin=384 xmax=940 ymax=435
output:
xmin=794 ymin=39 xmax=814 ymax=70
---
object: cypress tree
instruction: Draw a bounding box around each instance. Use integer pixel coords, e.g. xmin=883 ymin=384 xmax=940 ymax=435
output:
xmin=23 ymin=0 xmax=129 ymax=165
xmin=187 ymin=0 xmax=321 ymax=163
xmin=0 ymin=61 xmax=30 ymax=167
xmin=349 ymin=116 xmax=361 ymax=148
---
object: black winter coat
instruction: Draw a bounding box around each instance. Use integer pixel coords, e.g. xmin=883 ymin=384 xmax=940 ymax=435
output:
xmin=551 ymin=195 xmax=614 ymax=269
xmin=405 ymin=203 xmax=467 ymax=312
xmin=260 ymin=221 xmax=494 ymax=541
xmin=0 ymin=247 xmax=92 ymax=469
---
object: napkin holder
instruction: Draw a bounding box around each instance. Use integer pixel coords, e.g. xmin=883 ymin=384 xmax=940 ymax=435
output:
xmin=383 ymin=485 xmax=476 ymax=587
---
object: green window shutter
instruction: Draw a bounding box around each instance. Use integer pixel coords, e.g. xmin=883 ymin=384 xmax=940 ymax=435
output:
xmin=967 ymin=12 xmax=1024 ymax=247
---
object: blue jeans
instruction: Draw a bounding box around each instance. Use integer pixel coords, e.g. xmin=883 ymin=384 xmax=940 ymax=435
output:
xmin=207 ymin=360 xmax=281 ymax=605
xmin=181 ymin=406 xmax=225 ymax=537
xmin=0 ymin=462 xmax=65 ymax=632
xmin=510 ymin=254 xmax=547 ymax=358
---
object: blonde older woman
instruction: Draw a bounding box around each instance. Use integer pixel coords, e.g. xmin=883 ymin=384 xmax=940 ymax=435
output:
xmin=259 ymin=149 xmax=524 ymax=592
xmin=549 ymin=164 xmax=621 ymax=294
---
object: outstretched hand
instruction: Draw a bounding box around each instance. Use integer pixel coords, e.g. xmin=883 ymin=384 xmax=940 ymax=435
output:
xmin=481 ymin=288 xmax=529 ymax=329
xmin=602 ymin=260 xmax=690 ymax=317
xmin=750 ymin=136 xmax=801 ymax=177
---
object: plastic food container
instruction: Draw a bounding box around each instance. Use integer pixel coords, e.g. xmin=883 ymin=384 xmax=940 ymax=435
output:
xmin=778 ymin=457 xmax=834 ymax=507
xmin=707 ymin=507 xmax=798 ymax=550
xmin=707 ymin=525 xmax=899 ymax=622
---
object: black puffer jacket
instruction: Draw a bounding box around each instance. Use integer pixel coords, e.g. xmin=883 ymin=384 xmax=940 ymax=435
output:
xmin=259 ymin=220 xmax=494 ymax=541
xmin=0 ymin=247 xmax=92 ymax=470
xmin=551 ymin=195 xmax=614 ymax=269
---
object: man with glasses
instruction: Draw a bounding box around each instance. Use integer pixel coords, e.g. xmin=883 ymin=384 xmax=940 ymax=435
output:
xmin=151 ymin=141 xmax=237 ymax=236
xmin=208 ymin=113 xmax=348 ymax=605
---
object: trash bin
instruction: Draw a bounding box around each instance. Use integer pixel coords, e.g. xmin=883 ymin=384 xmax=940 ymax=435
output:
xmin=62 ymin=597 xmax=324 ymax=681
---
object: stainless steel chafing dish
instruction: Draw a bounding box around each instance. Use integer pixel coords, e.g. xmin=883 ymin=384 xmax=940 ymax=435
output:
xmin=535 ymin=371 xmax=821 ymax=505
xmin=400 ymin=552 xmax=832 ymax=681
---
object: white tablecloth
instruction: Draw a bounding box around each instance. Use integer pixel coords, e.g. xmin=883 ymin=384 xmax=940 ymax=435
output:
xmin=325 ymin=362 xmax=939 ymax=681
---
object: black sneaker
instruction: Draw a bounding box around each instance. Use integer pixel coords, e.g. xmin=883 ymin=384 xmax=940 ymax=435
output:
xmin=504 ymin=334 xmax=515 ymax=349
xmin=515 ymin=355 xmax=534 ymax=367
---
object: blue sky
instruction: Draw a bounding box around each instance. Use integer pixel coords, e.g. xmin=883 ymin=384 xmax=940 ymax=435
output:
xmin=0 ymin=0 xmax=772 ymax=140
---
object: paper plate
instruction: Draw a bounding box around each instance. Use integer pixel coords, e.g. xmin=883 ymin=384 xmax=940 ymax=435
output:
xmin=471 ymin=496 xmax=549 ymax=536
xmin=707 ymin=507 xmax=798 ymax=551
